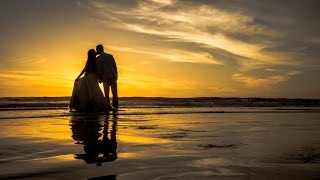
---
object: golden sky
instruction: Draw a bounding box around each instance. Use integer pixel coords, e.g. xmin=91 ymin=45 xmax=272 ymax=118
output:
xmin=0 ymin=0 xmax=319 ymax=98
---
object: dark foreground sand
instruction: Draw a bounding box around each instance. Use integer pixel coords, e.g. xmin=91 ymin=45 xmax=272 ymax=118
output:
xmin=0 ymin=111 xmax=320 ymax=179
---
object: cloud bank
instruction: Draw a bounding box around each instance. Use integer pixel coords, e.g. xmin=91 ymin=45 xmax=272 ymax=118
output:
xmin=86 ymin=0 xmax=319 ymax=89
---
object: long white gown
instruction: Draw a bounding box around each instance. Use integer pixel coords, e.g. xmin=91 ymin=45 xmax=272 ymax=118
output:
xmin=69 ymin=73 xmax=111 ymax=112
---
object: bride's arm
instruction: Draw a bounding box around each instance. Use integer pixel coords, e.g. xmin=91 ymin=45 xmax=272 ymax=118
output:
xmin=75 ymin=65 xmax=87 ymax=81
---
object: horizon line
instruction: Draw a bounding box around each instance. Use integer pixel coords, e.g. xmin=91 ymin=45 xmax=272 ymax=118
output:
xmin=0 ymin=96 xmax=319 ymax=100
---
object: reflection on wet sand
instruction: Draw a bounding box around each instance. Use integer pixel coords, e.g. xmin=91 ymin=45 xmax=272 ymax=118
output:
xmin=70 ymin=113 xmax=118 ymax=166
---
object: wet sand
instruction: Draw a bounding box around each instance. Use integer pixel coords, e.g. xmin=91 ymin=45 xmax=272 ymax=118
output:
xmin=0 ymin=112 xmax=320 ymax=179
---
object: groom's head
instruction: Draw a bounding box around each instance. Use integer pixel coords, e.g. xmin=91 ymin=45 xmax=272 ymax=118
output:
xmin=96 ymin=44 xmax=104 ymax=54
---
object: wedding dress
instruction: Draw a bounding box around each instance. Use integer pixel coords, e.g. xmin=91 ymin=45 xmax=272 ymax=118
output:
xmin=69 ymin=73 xmax=111 ymax=112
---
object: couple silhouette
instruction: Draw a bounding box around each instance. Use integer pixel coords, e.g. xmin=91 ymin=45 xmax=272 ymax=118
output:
xmin=69 ymin=44 xmax=118 ymax=112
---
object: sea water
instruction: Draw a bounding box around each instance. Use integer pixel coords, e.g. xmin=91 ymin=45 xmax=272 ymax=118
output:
xmin=0 ymin=97 xmax=319 ymax=179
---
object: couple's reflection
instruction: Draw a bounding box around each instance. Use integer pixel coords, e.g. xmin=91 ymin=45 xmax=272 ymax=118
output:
xmin=70 ymin=113 xmax=117 ymax=166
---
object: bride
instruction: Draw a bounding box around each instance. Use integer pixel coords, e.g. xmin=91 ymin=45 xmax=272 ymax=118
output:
xmin=69 ymin=49 xmax=113 ymax=112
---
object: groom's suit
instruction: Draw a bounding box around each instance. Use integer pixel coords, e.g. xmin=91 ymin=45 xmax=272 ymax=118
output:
xmin=97 ymin=52 xmax=118 ymax=108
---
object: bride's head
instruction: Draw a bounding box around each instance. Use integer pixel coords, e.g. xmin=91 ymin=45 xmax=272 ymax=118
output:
xmin=86 ymin=49 xmax=97 ymax=72
xmin=88 ymin=49 xmax=96 ymax=60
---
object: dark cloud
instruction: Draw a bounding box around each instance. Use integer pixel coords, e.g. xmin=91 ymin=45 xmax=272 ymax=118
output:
xmin=189 ymin=0 xmax=320 ymax=68
xmin=0 ymin=0 xmax=84 ymax=26
xmin=183 ymin=0 xmax=320 ymax=40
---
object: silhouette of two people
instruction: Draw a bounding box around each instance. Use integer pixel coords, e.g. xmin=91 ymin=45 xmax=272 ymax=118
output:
xmin=70 ymin=114 xmax=117 ymax=166
xmin=69 ymin=44 xmax=118 ymax=112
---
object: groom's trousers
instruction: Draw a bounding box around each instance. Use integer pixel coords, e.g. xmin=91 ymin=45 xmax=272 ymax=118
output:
xmin=103 ymin=78 xmax=118 ymax=109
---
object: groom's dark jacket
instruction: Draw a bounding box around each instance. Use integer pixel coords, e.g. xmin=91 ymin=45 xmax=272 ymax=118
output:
xmin=97 ymin=52 xmax=118 ymax=81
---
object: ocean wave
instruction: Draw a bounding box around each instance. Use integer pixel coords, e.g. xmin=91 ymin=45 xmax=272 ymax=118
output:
xmin=1 ymin=97 xmax=320 ymax=109
xmin=1 ymin=107 xmax=320 ymax=120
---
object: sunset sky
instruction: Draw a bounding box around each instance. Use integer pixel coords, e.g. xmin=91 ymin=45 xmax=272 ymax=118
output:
xmin=0 ymin=0 xmax=319 ymax=98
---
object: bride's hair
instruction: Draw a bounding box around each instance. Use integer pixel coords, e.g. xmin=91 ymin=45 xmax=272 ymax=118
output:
xmin=86 ymin=49 xmax=97 ymax=73
xmin=88 ymin=49 xmax=96 ymax=59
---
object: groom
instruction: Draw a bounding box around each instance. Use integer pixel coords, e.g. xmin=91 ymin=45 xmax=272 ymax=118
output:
xmin=96 ymin=44 xmax=119 ymax=109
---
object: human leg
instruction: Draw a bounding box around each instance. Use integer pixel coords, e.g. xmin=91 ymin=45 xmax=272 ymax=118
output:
xmin=103 ymin=82 xmax=111 ymax=105
xmin=110 ymin=79 xmax=118 ymax=108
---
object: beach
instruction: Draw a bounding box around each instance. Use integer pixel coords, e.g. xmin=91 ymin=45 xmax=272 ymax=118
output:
xmin=0 ymin=98 xmax=320 ymax=179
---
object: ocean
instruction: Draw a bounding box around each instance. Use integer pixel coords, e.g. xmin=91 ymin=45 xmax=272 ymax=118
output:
xmin=0 ymin=97 xmax=320 ymax=179
xmin=1 ymin=96 xmax=320 ymax=112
